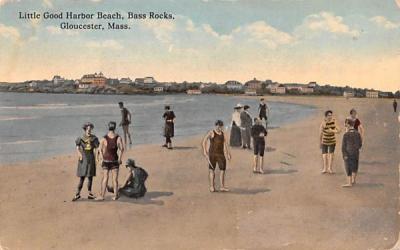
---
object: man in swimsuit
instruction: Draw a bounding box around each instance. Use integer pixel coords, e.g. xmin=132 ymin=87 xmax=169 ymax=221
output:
xmin=202 ymin=120 xmax=232 ymax=192
xmin=118 ymin=102 xmax=132 ymax=146
xmin=342 ymin=119 xmax=362 ymax=187
xmin=251 ymin=118 xmax=268 ymax=174
xmin=345 ymin=109 xmax=365 ymax=143
xmin=97 ymin=121 xmax=124 ymax=201
xmin=258 ymin=98 xmax=270 ymax=124
xmin=393 ymin=99 xmax=397 ymax=113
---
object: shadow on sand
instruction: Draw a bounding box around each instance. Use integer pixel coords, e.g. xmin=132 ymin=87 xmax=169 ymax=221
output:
xmin=172 ymin=146 xmax=197 ymax=150
xmin=353 ymin=183 xmax=384 ymax=188
xmin=280 ymin=161 xmax=292 ymax=166
xmin=266 ymin=146 xmax=276 ymax=152
xmin=224 ymin=188 xmax=271 ymax=195
xmin=282 ymin=152 xmax=296 ymax=158
xmin=359 ymin=160 xmax=387 ymax=166
xmin=264 ymin=169 xmax=298 ymax=175
xmin=118 ymin=191 xmax=174 ymax=206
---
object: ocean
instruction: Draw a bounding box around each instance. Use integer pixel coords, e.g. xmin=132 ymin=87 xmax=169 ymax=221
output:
xmin=0 ymin=92 xmax=316 ymax=163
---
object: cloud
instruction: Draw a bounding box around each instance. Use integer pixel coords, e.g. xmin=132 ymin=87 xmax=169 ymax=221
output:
xmin=239 ymin=21 xmax=294 ymax=48
xmin=46 ymin=25 xmax=78 ymax=36
xmin=299 ymin=12 xmax=360 ymax=37
xmin=85 ymin=40 xmax=123 ymax=50
xmin=0 ymin=23 xmax=20 ymax=40
xmin=370 ymin=16 xmax=399 ymax=29
xmin=0 ymin=0 xmax=19 ymax=6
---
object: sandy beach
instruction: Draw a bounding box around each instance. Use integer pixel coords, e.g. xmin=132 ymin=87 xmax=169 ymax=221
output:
xmin=0 ymin=96 xmax=399 ymax=250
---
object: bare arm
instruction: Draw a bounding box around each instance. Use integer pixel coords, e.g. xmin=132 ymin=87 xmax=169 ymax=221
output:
xmin=319 ymin=122 xmax=324 ymax=144
xmin=117 ymin=136 xmax=125 ymax=164
xmin=358 ymin=124 xmax=365 ymax=142
xmin=128 ymin=110 xmax=132 ymax=123
xmin=224 ymin=133 xmax=231 ymax=160
xmin=76 ymin=146 xmax=83 ymax=160
xmin=201 ymin=130 xmax=212 ymax=157
xmin=98 ymin=138 xmax=105 ymax=162
xmin=121 ymin=171 xmax=133 ymax=189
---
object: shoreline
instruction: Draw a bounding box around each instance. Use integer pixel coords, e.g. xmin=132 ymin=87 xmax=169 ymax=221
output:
xmin=0 ymin=96 xmax=398 ymax=249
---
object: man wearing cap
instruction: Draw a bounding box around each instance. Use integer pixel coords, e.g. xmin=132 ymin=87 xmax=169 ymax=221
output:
xmin=97 ymin=121 xmax=124 ymax=201
xmin=118 ymin=102 xmax=132 ymax=146
xmin=72 ymin=122 xmax=99 ymax=201
xmin=202 ymin=120 xmax=232 ymax=192
xmin=240 ymin=105 xmax=252 ymax=149
xmin=107 ymin=159 xmax=148 ymax=198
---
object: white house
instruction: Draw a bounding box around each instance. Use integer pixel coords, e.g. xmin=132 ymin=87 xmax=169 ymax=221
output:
xmin=244 ymin=89 xmax=257 ymax=96
xmin=120 ymin=78 xmax=132 ymax=84
xmin=52 ymin=75 xmax=65 ymax=85
xmin=225 ymin=80 xmax=243 ymax=90
xmin=187 ymin=89 xmax=202 ymax=95
xmin=343 ymin=91 xmax=354 ymax=98
xmin=144 ymin=77 xmax=155 ymax=84
xmin=154 ymin=86 xmax=164 ymax=92
xmin=366 ymin=91 xmax=379 ymax=98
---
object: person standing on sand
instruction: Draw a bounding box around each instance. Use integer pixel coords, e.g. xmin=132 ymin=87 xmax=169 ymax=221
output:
xmin=118 ymin=102 xmax=132 ymax=146
xmin=72 ymin=122 xmax=100 ymax=201
xmin=393 ymin=99 xmax=397 ymax=113
xmin=240 ymin=105 xmax=252 ymax=149
xmin=319 ymin=110 xmax=341 ymax=174
xmin=251 ymin=118 xmax=268 ymax=174
xmin=96 ymin=121 xmax=124 ymax=201
xmin=230 ymin=104 xmax=242 ymax=147
xmin=341 ymin=119 xmax=362 ymax=187
xmin=162 ymin=105 xmax=176 ymax=149
xmin=258 ymin=98 xmax=269 ymax=124
xmin=202 ymin=120 xmax=232 ymax=192
xmin=107 ymin=159 xmax=148 ymax=199
xmin=345 ymin=109 xmax=365 ymax=143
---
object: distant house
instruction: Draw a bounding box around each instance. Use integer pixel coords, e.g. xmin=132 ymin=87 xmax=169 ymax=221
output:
xmin=343 ymin=91 xmax=355 ymax=98
xmin=379 ymin=92 xmax=393 ymax=98
xmin=366 ymin=91 xmax=379 ymax=98
xmin=81 ymin=72 xmax=106 ymax=87
xmin=52 ymin=75 xmax=65 ymax=85
xmin=225 ymin=80 xmax=243 ymax=90
xmin=187 ymin=89 xmax=202 ymax=95
xmin=154 ymin=86 xmax=164 ymax=92
xmin=268 ymin=84 xmax=286 ymax=94
xmin=245 ymin=78 xmax=263 ymax=90
xmin=307 ymin=82 xmax=318 ymax=88
xmin=29 ymin=81 xmax=37 ymax=87
xmin=119 ymin=78 xmax=132 ymax=84
xmin=284 ymin=83 xmax=314 ymax=94
xmin=244 ymin=89 xmax=257 ymax=96
xmin=144 ymin=77 xmax=156 ymax=84
xmin=107 ymin=78 xmax=120 ymax=85
xmin=78 ymin=83 xmax=91 ymax=89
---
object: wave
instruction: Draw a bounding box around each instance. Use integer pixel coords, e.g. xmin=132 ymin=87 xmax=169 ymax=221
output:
xmin=0 ymin=116 xmax=38 ymax=121
xmin=0 ymin=97 xmax=196 ymax=110
xmin=0 ymin=140 xmax=43 ymax=145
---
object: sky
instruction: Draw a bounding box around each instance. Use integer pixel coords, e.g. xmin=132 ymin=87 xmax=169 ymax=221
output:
xmin=0 ymin=0 xmax=399 ymax=91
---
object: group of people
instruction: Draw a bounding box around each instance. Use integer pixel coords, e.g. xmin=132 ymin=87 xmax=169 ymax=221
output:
xmin=319 ymin=108 xmax=364 ymax=187
xmin=200 ymin=99 xmax=270 ymax=192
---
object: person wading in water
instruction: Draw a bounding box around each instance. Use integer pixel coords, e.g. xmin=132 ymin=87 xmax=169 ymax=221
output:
xmin=118 ymin=102 xmax=132 ymax=146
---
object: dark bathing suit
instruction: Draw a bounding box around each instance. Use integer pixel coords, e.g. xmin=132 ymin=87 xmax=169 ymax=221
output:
xmin=259 ymin=103 xmax=267 ymax=120
xmin=121 ymin=108 xmax=130 ymax=126
xmin=251 ymin=124 xmax=267 ymax=156
xmin=102 ymin=134 xmax=120 ymax=170
xmin=209 ymin=130 xmax=226 ymax=171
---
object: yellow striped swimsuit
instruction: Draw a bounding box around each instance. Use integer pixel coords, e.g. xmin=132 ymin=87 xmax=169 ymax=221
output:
xmin=322 ymin=120 xmax=337 ymax=145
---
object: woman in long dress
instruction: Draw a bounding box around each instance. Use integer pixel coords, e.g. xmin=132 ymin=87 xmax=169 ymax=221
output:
xmin=230 ymin=104 xmax=242 ymax=147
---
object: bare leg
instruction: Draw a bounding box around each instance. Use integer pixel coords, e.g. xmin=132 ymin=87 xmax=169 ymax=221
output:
xmin=220 ymin=170 xmax=229 ymax=192
xmin=342 ymin=176 xmax=353 ymax=187
xmin=328 ymin=153 xmax=334 ymax=173
xmin=322 ymin=154 xmax=328 ymax=173
xmin=96 ymin=169 xmax=109 ymax=200
xmin=123 ymin=126 xmax=132 ymax=145
xmin=252 ymin=155 xmax=258 ymax=173
xmin=111 ymin=168 xmax=119 ymax=200
xmin=208 ymin=169 xmax=215 ymax=192
xmin=352 ymin=173 xmax=357 ymax=184
xmin=259 ymin=156 xmax=264 ymax=174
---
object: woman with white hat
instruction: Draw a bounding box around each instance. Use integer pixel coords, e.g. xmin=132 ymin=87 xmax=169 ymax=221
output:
xmin=229 ymin=103 xmax=242 ymax=147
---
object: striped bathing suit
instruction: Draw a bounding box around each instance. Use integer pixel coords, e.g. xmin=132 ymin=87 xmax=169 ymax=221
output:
xmin=322 ymin=119 xmax=337 ymax=146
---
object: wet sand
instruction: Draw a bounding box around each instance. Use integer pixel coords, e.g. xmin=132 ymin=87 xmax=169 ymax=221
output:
xmin=0 ymin=96 xmax=398 ymax=250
